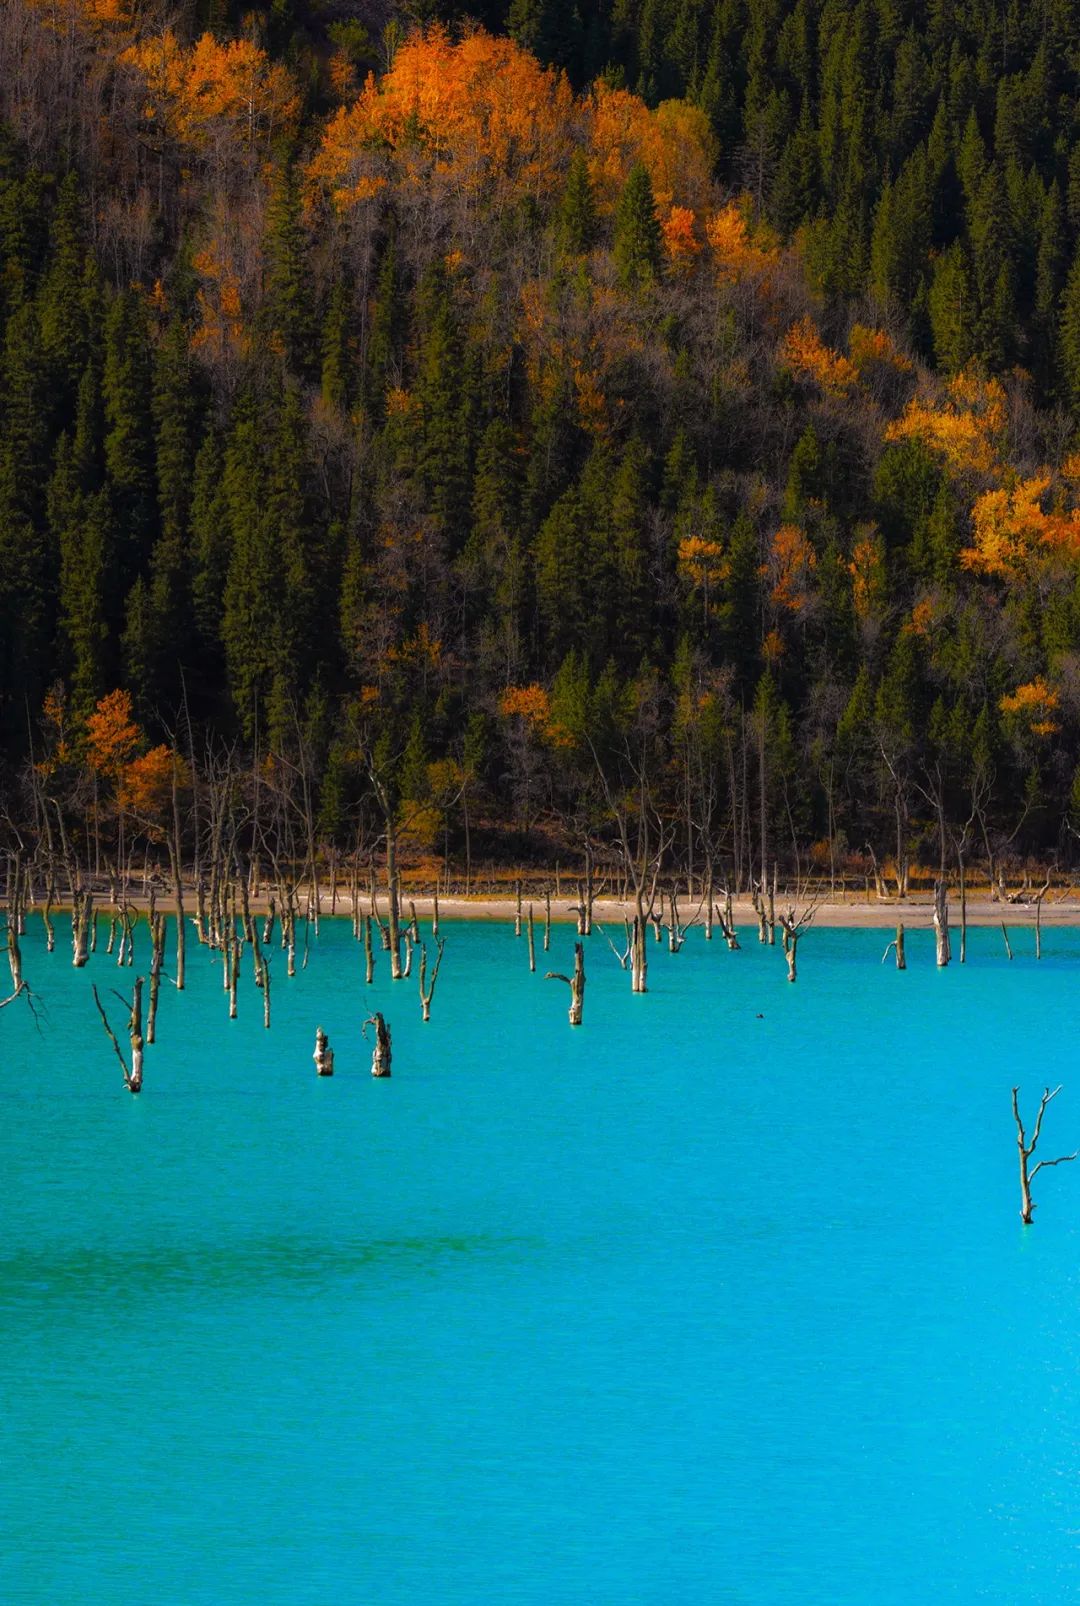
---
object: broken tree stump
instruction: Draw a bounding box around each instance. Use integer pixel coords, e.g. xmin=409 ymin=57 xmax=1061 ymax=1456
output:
xmin=313 ymin=1026 xmax=335 ymax=1076
xmin=546 ymin=941 xmax=585 ymax=1026
xmin=364 ymin=1011 xmax=393 ymax=1077
xmin=933 ymin=880 xmax=950 ymax=967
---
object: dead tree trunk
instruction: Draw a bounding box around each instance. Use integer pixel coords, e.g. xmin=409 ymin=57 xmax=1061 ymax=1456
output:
xmin=546 ymin=941 xmax=585 ymax=1025
xmin=631 ymin=914 xmax=647 ymax=992
xmin=92 ymin=977 xmax=145 ymax=1093
xmin=364 ymin=913 xmax=374 ymax=983
xmin=365 ymin=1012 xmax=392 ymax=1077
xmin=933 ymin=880 xmax=950 ymax=967
xmin=42 ymin=879 xmax=55 ymax=953
xmin=386 ymin=860 xmax=401 ymax=978
xmin=515 ymin=880 xmax=523 ymax=937
xmin=544 ymin=888 xmax=551 ymax=952
xmin=527 ymin=903 xmax=536 ymax=972
xmin=418 ymin=936 xmax=445 ymax=1021
xmin=313 ymin=1026 xmax=335 ymax=1076
xmin=432 ymin=889 xmax=440 ymax=939
xmin=1035 ymin=873 xmax=1051 ymax=959
xmin=370 ymin=863 xmax=390 ymax=950
xmin=1011 ymin=1085 xmax=1077 ymax=1223
xmin=768 ymin=862 xmax=777 ymax=945
xmin=752 ymin=882 xmax=768 ymax=944
xmin=717 ymin=885 xmax=740 ymax=950
xmin=147 ymin=914 xmax=166 ymax=1044
xmin=251 ymin=918 xmax=271 ymax=1028
xmin=72 ymin=889 xmax=92 ymax=967
xmin=778 ymin=910 xmax=799 ymax=982
xmin=1001 ymin=922 xmax=1013 ymax=960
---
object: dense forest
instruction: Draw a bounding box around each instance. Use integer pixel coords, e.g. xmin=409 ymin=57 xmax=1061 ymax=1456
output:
xmin=4 ymin=0 xmax=1080 ymax=887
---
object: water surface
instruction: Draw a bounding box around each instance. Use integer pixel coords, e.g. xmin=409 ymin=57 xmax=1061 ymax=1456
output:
xmin=4 ymin=916 xmax=1080 ymax=1602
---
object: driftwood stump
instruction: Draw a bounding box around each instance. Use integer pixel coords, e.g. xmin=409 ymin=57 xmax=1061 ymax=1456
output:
xmin=365 ymin=1012 xmax=392 ymax=1077
xmin=546 ymin=941 xmax=585 ymax=1025
xmin=313 ymin=1026 xmax=335 ymax=1076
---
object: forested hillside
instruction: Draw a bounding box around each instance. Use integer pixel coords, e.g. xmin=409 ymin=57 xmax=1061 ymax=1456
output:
xmin=3 ymin=0 xmax=1080 ymax=882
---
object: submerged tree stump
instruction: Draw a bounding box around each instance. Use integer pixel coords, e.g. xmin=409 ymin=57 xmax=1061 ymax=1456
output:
xmin=881 ymin=922 xmax=906 ymax=970
xmin=72 ymin=889 xmax=92 ymax=968
xmin=365 ymin=1011 xmax=392 ymax=1077
xmin=92 ymin=976 xmax=145 ymax=1093
xmin=933 ymin=880 xmax=950 ymax=967
xmin=313 ymin=1026 xmax=335 ymax=1076
xmin=1011 ymin=1086 xmax=1077 ymax=1224
xmin=364 ymin=913 xmax=375 ymax=984
xmin=546 ymin=941 xmax=585 ymax=1025
xmin=418 ymin=936 xmax=445 ymax=1021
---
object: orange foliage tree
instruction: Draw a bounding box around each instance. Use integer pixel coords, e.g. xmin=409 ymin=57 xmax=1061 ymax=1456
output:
xmin=781 ymin=318 xmax=856 ymax=396
xmin=960 ymin=476 xmax=1080 ymax=578
xmin=884 ymin=370 xmax=1007 ymax=479
xmin=85 ymin=689 xmax=140 ymax=778
xmin=765 ymin=524 xmax=817 ymax=613
xmin=123 ymin=30 xmax=299 ymax=155
xmin=307 ymin=26 xmax=715 ymax=223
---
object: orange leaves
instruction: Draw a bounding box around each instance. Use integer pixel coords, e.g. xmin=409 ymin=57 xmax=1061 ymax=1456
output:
xmin=766 ymin=524 xmax=816 ymax=613
xmin=677 ymin=535 xmax=727 ymax=590
xmin=849 ymin=526 xmax=886 ymax=621
xmin=499 ymin=684 xmax=552 ymax=724
xmin=117 ymin=745 xmax=184 ymax=817
xmin=906 ymin=596 xmax=936 ymax=638
xmin=704 ymin=203 xmax=775 ymax=282
xmin=190 ymin=242 xmax=248 ymax=358
xmin=85 ymin=690 xmax=140 ymax=777
xmin=1000 ymin=677 xmax=1060 ymax=737
xmin=122 ymin=30 xmax=298 ymax=153
xmin=308 ymin=26 xmax=574 ymax=210
xmin=960 ymin=476 xmax=1080 ymax=578
xmin=848 ymin=324 xmax=913 ymax=377
xmin=781 ymin=318 xmax=856 ymax=396
xmin=307 ymin=27 xmax=714 ymax=225
xmin=885 ymin=370 xmax=1006 ymax=479
xmin=662 ymin=206 xmax=700 ymax=271
xmin=588 ymin=90 xmax=714 ymax=214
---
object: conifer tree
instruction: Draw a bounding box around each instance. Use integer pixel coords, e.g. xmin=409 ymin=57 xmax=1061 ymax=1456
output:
xmin=557 ymin=150 xmax=598 ymax=255
xmin=614 ymin=162 xmax=661 ymax=290
xmin=103 ymin=289 xmax=155 ymax=571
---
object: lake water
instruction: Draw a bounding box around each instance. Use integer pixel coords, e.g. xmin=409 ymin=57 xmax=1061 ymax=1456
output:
xmin=4 ymin=914 xmax=1080 ymax=1603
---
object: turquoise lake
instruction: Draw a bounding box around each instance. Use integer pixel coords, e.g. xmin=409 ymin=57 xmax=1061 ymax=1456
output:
xmin=5 ymin=914 xmax=1080 ymax=1603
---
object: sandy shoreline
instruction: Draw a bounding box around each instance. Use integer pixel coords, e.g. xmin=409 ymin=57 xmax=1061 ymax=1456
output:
xmin=35 ymin=888 xmax=1080 ymax=929
xmin=368 ymin=894 xmax=1080 ymax=929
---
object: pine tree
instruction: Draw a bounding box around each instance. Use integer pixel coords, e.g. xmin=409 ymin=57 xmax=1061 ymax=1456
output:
xmin=321 ymin=280 xmax=352 ymax=413
xmin=221 ymin=400 xmax=275 ymax=738
xmin=0 ymin=300 xmax=50 ymax=723
xmin=102 ymin=289 xmax=155 ymax=572
xmin=557 ymin=150 xmax=598 ymax=255
xmin=38 ymin=172 xmax=96 ymax=420
xmin=614 ymin=161 xmax=662 ymax=290
xmin=264 ymin=161 xmax=315 ymax=378
xmin=1059 ymin=245 xmax=1080 ymax=415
